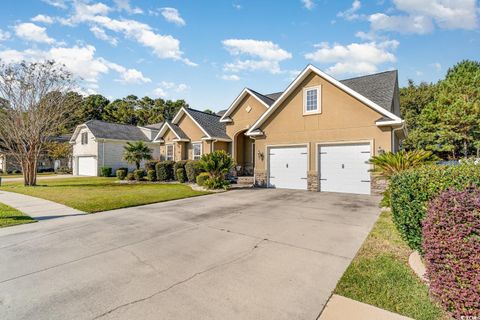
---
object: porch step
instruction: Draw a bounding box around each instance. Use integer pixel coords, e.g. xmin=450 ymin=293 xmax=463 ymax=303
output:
xmin=237 ymin=176 xmax=254 ymax=185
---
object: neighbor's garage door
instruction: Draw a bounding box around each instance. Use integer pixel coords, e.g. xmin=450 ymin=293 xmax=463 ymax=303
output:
xmin=78 ymin=157 xmax=97 ymax=176
xmin=268 ymin=146 xmax=308 ymax=190
xmin=319 ymin=143 xmax=371 ymax=195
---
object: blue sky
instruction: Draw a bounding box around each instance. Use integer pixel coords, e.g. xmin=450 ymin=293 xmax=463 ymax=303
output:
xmin=0 ymin=0 xmax=478 ymax=111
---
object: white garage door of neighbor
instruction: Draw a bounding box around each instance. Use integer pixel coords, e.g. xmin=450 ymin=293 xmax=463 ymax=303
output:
xmin=319 ymin=143 xmax=371 ymax=195
xmin=78 ymin=157 xmax=97 ymax=176
xmin=268 ymin=146 xmax=308 ymax=190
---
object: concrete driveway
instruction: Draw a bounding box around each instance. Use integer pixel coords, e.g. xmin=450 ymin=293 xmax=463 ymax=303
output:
xmin=0 ymin=189 xmax=380 ymax=320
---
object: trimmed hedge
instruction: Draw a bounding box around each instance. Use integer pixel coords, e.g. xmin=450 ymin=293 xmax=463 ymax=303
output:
xmin=116 ymin=169 xmax=127 ymax=180
xmin=196 ymin=172 xmax=210 ymax=186
xmin=126 ymin=172 xmax=135 ymax=181
xmin=173 ymin=160 xmax=188 ymax=180
xmin=176 ymin=168 xmax=186 ymax=183
xmin=156 ymin=161 xmax=175 ymax=181
xmin=145 ymin=161 xmax=158 ymax=172
xmin=390 ymin=164 xmax=480 ymax=252
xmin=146 ymin=170 xmax=156 ymax=182
xmin=100 ymin=166 xmax=112 ymax=177
xmin=133 ymin=169 xmax=145 ymax=181
xmin=423 ymin=188 xmax=480 ymax=318
xmin=185 ymin=160 xmax=202 ymax=182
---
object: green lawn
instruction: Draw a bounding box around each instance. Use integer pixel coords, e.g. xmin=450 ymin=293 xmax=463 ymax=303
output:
xmin=335 ymin=211 xmax=445 ymax=320
xmin=0 ymin=202 xmax=35 ymax=228
xmin=0 ymin=177 xmax=209 ymax=213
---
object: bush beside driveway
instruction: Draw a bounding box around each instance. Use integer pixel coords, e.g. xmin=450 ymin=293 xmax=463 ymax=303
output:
xmin=0 ymin=177 xmax=209 ymax=213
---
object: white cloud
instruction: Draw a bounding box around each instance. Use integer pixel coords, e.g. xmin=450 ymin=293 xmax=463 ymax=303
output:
xmin=302 ymin=0 xmax=315 ymax=10
xmin=65 ymin=2 xmax=195 ymax=66
xmin=14 ymin=23 xmax=55 ymax=44
xmin=113 ymin=0 xmax=143 ymax=14
xmin=0 ymin=29 xmax=10 ymax=41
xmin=153 ymin=81 xmax=189 ymax=97
xmin=222 ymin=39 xmax=292 ymax=74
xmin=31 ymin=14 xmax=54 ymax=24
xmin=160 ymin=8 xmax=186 ymax=26
xmin=41 ymin=0 xmax=66 ymax=9
xmin=369 ymin=13 xmax=434 ymax=34
xmin=221 ymin=74 xmax=240 ymax=81
xmin=90 ymin=26 xmax=118 ymax=46
xmin=337 ymin=0 xmax=362 ymax=20
xmin=304 ymin=40 xmax=399 ymax=77
xmin=0 ymin=45 xmax=149 ymax=86
xmin=233 ymin=4 xmax=242 ymax=10
xmin=369 ymin=0 xmax=478 ymax=34
xmin=430 ymin=62 xmax=442 ymax=71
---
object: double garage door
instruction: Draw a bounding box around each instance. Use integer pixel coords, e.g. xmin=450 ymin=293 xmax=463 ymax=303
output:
xmin=77 ymin=157 xmax=97 ymax=176
xmin=268 ymin=143 xmax=371 ymax=194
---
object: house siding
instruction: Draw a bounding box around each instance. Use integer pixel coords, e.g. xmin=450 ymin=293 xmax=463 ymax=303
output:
xmin=97 ymin=140 xmax=159 ymax=173
xmin=252 ymin=72 xmax=393 ymax=192
xmin=72 ymin=127 xmax=99 ymax=175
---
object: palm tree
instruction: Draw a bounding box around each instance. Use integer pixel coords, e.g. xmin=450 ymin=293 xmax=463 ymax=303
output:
xmin=123 ymin=141 xmax=153 ymax=170
xmin=369 ymin=150 xmax=439 ymax=178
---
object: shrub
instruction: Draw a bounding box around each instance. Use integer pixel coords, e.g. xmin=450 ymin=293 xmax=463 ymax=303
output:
xmin=156 ymin=160 xmax=175 ymax=181
xmin=99 ymin=166 xmax=112 ymax=177
xmin=12 ymin=169 xmax=21 ymax=174
xmin=390 ymin=164 xmax=480 ymax=252
xmin=145 ymin=161 xmax=158 ymax=172
xmin=173 ymin=160 xmax=188 ymax=180
xmin=185 ymin=160 xmax=202 ymax=182
xmin=369 ymin=150 xmax=439 ymax=179
xmin=56 ymin=166 xmax=72 ymax=174
xmin=146 ymin=170 xmax=156 ymax=182
xmin=176 ymin=168 xmax=186 ymax=183
xmin=422 ymin=188 xmax=480 ymax=318
xmin=126 ymin=172 xmax=135 ymax=181
xmin=204 ymin=176 xmax=230 ymax=190
xmin=133 ymin=169 xmax=145 ymax=181
xmin=198 ymin=150 xmax=234 ymax=189
xmin=116 ymin=169 xmax=127 ymax=180
xmin=196 ymin=172 xmax=210 ymax=186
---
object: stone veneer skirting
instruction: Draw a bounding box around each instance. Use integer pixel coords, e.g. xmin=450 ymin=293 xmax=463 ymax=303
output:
xmin=254 ymin=170 xmax=267 ymax=187
xmin=371 ymin=175 xmax=388 ymax=196
xmin=307 ymin=171 xmax=319 ymax=191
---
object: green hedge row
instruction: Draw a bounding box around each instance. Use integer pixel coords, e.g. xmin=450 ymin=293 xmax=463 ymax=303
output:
xmin=390 ymin=164 xmax=480 ymax=252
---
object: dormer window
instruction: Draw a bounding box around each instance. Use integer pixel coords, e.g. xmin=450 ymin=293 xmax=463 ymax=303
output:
xmin=81 ymin=132 xmax=88 ymax=145
xmin=303 ymin=86 xmax=321 ymax=115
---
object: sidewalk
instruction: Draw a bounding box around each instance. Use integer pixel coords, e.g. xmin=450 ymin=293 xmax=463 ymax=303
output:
xmin=319 ymin=295 xmax=413 ymax=320
xmin=1 ymin=174 xmax=76 ymax=182
xmin=0 ymin=190 xmax=85 ymax=220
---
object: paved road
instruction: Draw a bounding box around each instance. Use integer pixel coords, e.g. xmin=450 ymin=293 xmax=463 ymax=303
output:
xmin=0 ymin=189 xmax=380 ymax=320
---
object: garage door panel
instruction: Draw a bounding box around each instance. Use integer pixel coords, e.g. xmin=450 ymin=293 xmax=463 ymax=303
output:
xmin=319 ymin=143 xmax=371 ymax=195
xmin=268 ymin=146 xmax=308 ymax=190
xmin=78 ymin=157 xmax=97 ymax=176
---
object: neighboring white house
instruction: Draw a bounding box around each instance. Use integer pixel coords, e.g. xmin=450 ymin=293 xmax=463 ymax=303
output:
xmin=70 ymin=120 xmax=161 ymax=176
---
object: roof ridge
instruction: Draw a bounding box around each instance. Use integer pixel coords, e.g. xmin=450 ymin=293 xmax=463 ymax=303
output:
xmin=247 ymin=88 xmax=275 ymax=101
xmin=185 ymin=107 xmax=222 ymax=118
xmin=340 ymin=70 xmax=398 ymax=82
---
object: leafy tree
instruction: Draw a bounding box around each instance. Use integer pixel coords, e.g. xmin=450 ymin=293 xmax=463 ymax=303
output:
xmin=136 ymin=96 xmax=164 ymax=126
xmin=47 ymin=142 xmax=72 ymax=160
xmin=122 ymin=141 xmax=153 ymax=170
xmin=0 ymin=61 xmax=75 ymax=186
xmin=203 ymin=109 xmax=214 ymax=114
xmin=81 ymin=94 xmax=109 ymax=122
xmin=162 ymin=99 xmax=188 ymax=121
xmin=103 ymin=97 xmax=137 ymax=125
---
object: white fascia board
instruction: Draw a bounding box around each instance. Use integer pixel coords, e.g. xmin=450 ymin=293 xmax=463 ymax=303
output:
xmin=245 ymin=129 xmax=264 ymax=137
xmin=69 ymin=124 xmax=88 ymax=143
xmin=153 ymin=122 xmax=183 ymax=141
xmin=247 ymin=64 xmax=403 ymax=135
xmin=173 ymin=107 xmax=212 ymax=139
xmin=219 ymin=88 xmax=270 ymax=122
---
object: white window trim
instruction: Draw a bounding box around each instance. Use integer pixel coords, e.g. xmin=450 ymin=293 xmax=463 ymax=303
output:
xmin=81 ymin=132 xmax=88 ymax=145
xmin=303 ymin=85 xmax=321 ymax=115
xmin=166 ymin=144 xmax=175 ymax=161
xmin=192 ymin=142 xmax=202 ymax=160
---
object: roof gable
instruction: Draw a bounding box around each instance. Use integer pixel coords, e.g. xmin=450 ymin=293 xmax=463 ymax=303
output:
xmin=70 ymin=120 xmax=151 ymax=142
xmin=219 ymin=88 xmax=271 ymax=122
xmin=153 ymin=121 xmax=190 ymax=142
xmin=246 ymin=65 xmax=403 ymax=135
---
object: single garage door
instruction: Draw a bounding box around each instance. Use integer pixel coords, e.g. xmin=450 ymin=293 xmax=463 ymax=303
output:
xmin=268 ymin=146 xmax=308 ymax=190
xmin=78 ymin=157 xmax=97 ymax=176
xmin=319 ymin=143 xmax=371 ymax=195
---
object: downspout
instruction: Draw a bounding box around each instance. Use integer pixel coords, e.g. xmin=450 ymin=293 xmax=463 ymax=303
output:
xmin=391 ymin=123 xmax=405 ymax=152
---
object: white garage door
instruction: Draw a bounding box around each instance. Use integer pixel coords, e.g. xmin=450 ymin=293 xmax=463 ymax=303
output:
xmin=78 ymin=157 xmax=97 ymax=176
xmin=319 ymin=143 xmax=371 ymax=195
xmin=268 ymin=146 xmax=308 ymax=190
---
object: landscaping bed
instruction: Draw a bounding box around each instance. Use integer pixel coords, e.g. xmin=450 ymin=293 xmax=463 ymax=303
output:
xmin=0 ymin=177 xmax=209 ymax=213
xmin=334 ymin=210 xmax=445 ymax=320
xmin=0 ymin=202 xmax=35 ymax=228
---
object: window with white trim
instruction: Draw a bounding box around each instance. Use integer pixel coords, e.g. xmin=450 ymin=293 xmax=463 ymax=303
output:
xmin=303 ymin=86 xmax=321 ymax=114
xmin=166 ymin=144 xmax=174 ymax=161
xmin=81 ymin=132 xmax=88 ymax=145
xmin=193 ymin=143 xmax=202 ymax=160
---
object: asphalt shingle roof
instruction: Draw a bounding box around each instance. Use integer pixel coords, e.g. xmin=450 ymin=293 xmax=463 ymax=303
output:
xmin=183 ymin=108 xmax=230 ymax=140
xmin=144 ymin=122 xmax=164 ymax=130
xmin=339 ymin=70 xmax=398 ymax=114
xmin=248 ymin=89 xmax=276 ymax=106
xmin=166 ymin=121 xmax=190 ymax=140
xmin=85 ymin=120 xmax=150 ymax=142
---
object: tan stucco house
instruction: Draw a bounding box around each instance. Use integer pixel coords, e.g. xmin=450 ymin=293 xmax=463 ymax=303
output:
xmin=154 ymin=65 xmax=405 ymax=195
